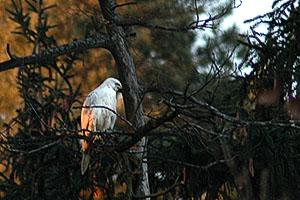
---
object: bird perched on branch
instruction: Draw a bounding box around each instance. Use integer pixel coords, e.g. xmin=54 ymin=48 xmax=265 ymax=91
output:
xmin=80 ymin=77 xmax=122 ymax=175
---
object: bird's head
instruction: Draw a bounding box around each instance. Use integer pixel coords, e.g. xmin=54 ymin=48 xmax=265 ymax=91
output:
xmin=104 ymin=77 xmax=122 ymax=93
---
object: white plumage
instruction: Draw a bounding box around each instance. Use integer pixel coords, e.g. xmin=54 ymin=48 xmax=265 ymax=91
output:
xmin=80 ymin=77 xmax=122 ymax=175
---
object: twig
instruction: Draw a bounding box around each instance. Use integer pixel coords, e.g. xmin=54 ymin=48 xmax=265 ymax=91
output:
xmin=148 ymin=155 xmax=225 ymax=170
xmin=23 ymin=92 xmax=130 ymax=137
xmin=133 ymin=176 xmax=181 ymax=199
xmin=0 ymin=120 xmax=16 ymax=138
xmin=112 ymin=2 xmax=137 ymax=10
xmin=147 ymin=87 xmax=300 ymax=130
xmin=9 ymin=139 xmax=62 ymax=154
xmin=73 ymin=105 xmax=136 ymax=131
xmin=194 ymin=0 xmax=200 ymax=28
xmin=6 ymin=44 xmax=15 ymax=60
xmin=115 ymin=9 xmax=228 ymax=32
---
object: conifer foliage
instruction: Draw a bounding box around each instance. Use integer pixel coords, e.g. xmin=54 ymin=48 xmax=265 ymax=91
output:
xmin=1 ymin=0 xmax=300 ymax=200
xmin=1 ymin=0 xmax=83 ymax=199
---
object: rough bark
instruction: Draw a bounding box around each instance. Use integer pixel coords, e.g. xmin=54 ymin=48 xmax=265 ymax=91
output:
xmin=98 ymin=0 xmax=150 ymax=199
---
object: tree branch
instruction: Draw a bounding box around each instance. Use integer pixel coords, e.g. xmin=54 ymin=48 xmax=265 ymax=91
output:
xmin=148 ymin=155 xmax=225 ymax=170
xmin=116 ymin=111 xmax=178 ymax=152
xmin=147 ymin=87 xmax=300 ymax=130
xmin=8 ymin=139 xmax=62 ymax=154
xmin=73 ymin=105 xmax=136 ymax=131
xmin=0 ymin=35 xmax=111 ymax=72
xmin=112 ymin=1 xmax=137 ymax=10
xmin=116 ymin=8 xmax=228 ymax=32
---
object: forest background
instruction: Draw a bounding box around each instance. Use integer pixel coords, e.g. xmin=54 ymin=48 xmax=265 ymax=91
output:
xmin=0 ymin=0 xmax=299 ymax=199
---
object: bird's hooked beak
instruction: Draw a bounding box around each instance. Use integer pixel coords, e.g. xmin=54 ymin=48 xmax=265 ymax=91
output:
xmin=117 ymin=87 xmax=123 ymax=94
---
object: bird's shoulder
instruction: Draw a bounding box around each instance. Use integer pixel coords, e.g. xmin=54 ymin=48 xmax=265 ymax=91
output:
xmin=96 ymin=85 xmax=117 ymax=98
xmin=84 ymin=91 xmax=98 ymax=106
xmin=84 ymin=86 xmax=116 ymax=106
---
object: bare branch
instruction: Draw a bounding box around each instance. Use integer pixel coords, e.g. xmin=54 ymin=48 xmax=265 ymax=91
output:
xmin=146 ymin=87 xmax=300 ymax=130
xmin=116 ymin=9 xmax=227 ymax=32
xmin=148 ymin=155 xmax=225 ymax=170
xmin=6 ymin=44 xmax=14 ymax=60
xmin=113 ymin=1 xmax=137 ymax=10
xmin=117 ymin=20 xmax=211 ymax=32
xmin=8 ymin=139 xmax=62 ymax=154
xmin=0 ymin=36 xmax=111 ymax=72
xmin=73 ymin=105 xmax=136 ymax=131
xmin=116 ymin=111 xmax=178 ymax=152
xmin=194 ymin=0 xmax=200 ymax=28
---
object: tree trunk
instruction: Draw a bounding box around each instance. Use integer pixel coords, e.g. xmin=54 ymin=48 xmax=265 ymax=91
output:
xmin=98 ymin=0 xmax=150 ymax=199
xmin=221 ymin=140 xmax=253 ymax=200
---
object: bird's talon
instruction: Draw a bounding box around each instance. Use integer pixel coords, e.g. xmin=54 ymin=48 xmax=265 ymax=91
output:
xmin=93 ymin=135 xmax=103 ymax=143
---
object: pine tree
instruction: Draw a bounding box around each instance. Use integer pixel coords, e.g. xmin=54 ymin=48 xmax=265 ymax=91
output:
xmin=0 ymin=0 xmax=280 ymax=199
xmin=0 ymin=0 xmax=84 ymax=199
xmin=241 ymin=0 xmax=300 ymax=199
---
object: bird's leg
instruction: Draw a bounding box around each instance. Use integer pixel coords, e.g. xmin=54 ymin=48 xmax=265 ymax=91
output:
xmin=93 ymin=135 xmax=103 ymax=143
xmin=93 ymin=127 xmax=103 ymax=143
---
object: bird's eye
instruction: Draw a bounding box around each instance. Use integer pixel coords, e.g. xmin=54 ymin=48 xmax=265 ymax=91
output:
xmin=115 ymin=83 xmax=121 ymax=89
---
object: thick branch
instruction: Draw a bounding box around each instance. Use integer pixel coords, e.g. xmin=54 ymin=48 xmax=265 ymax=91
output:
xmin=116 ymin=111 xmax=178 ymax=152
xmin=0 ymin=35 xmax=111 ymax=72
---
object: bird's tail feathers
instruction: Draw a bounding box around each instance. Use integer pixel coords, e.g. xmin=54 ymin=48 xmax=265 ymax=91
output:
xmin=81 ymin=152 xmax=90 ymax=175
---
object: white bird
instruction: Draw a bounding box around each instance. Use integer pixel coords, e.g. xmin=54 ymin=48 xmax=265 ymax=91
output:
xmin=80 ymin=77 xmax=122 ymax=175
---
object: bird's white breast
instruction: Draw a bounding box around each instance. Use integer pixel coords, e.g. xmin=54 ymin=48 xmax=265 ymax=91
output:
xmin=82 ymin=86 xmax=118 ymax=131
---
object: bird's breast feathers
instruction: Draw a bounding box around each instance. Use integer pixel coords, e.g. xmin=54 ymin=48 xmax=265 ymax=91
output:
xmin=81 ymin=86 xmax=117 ymax=130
